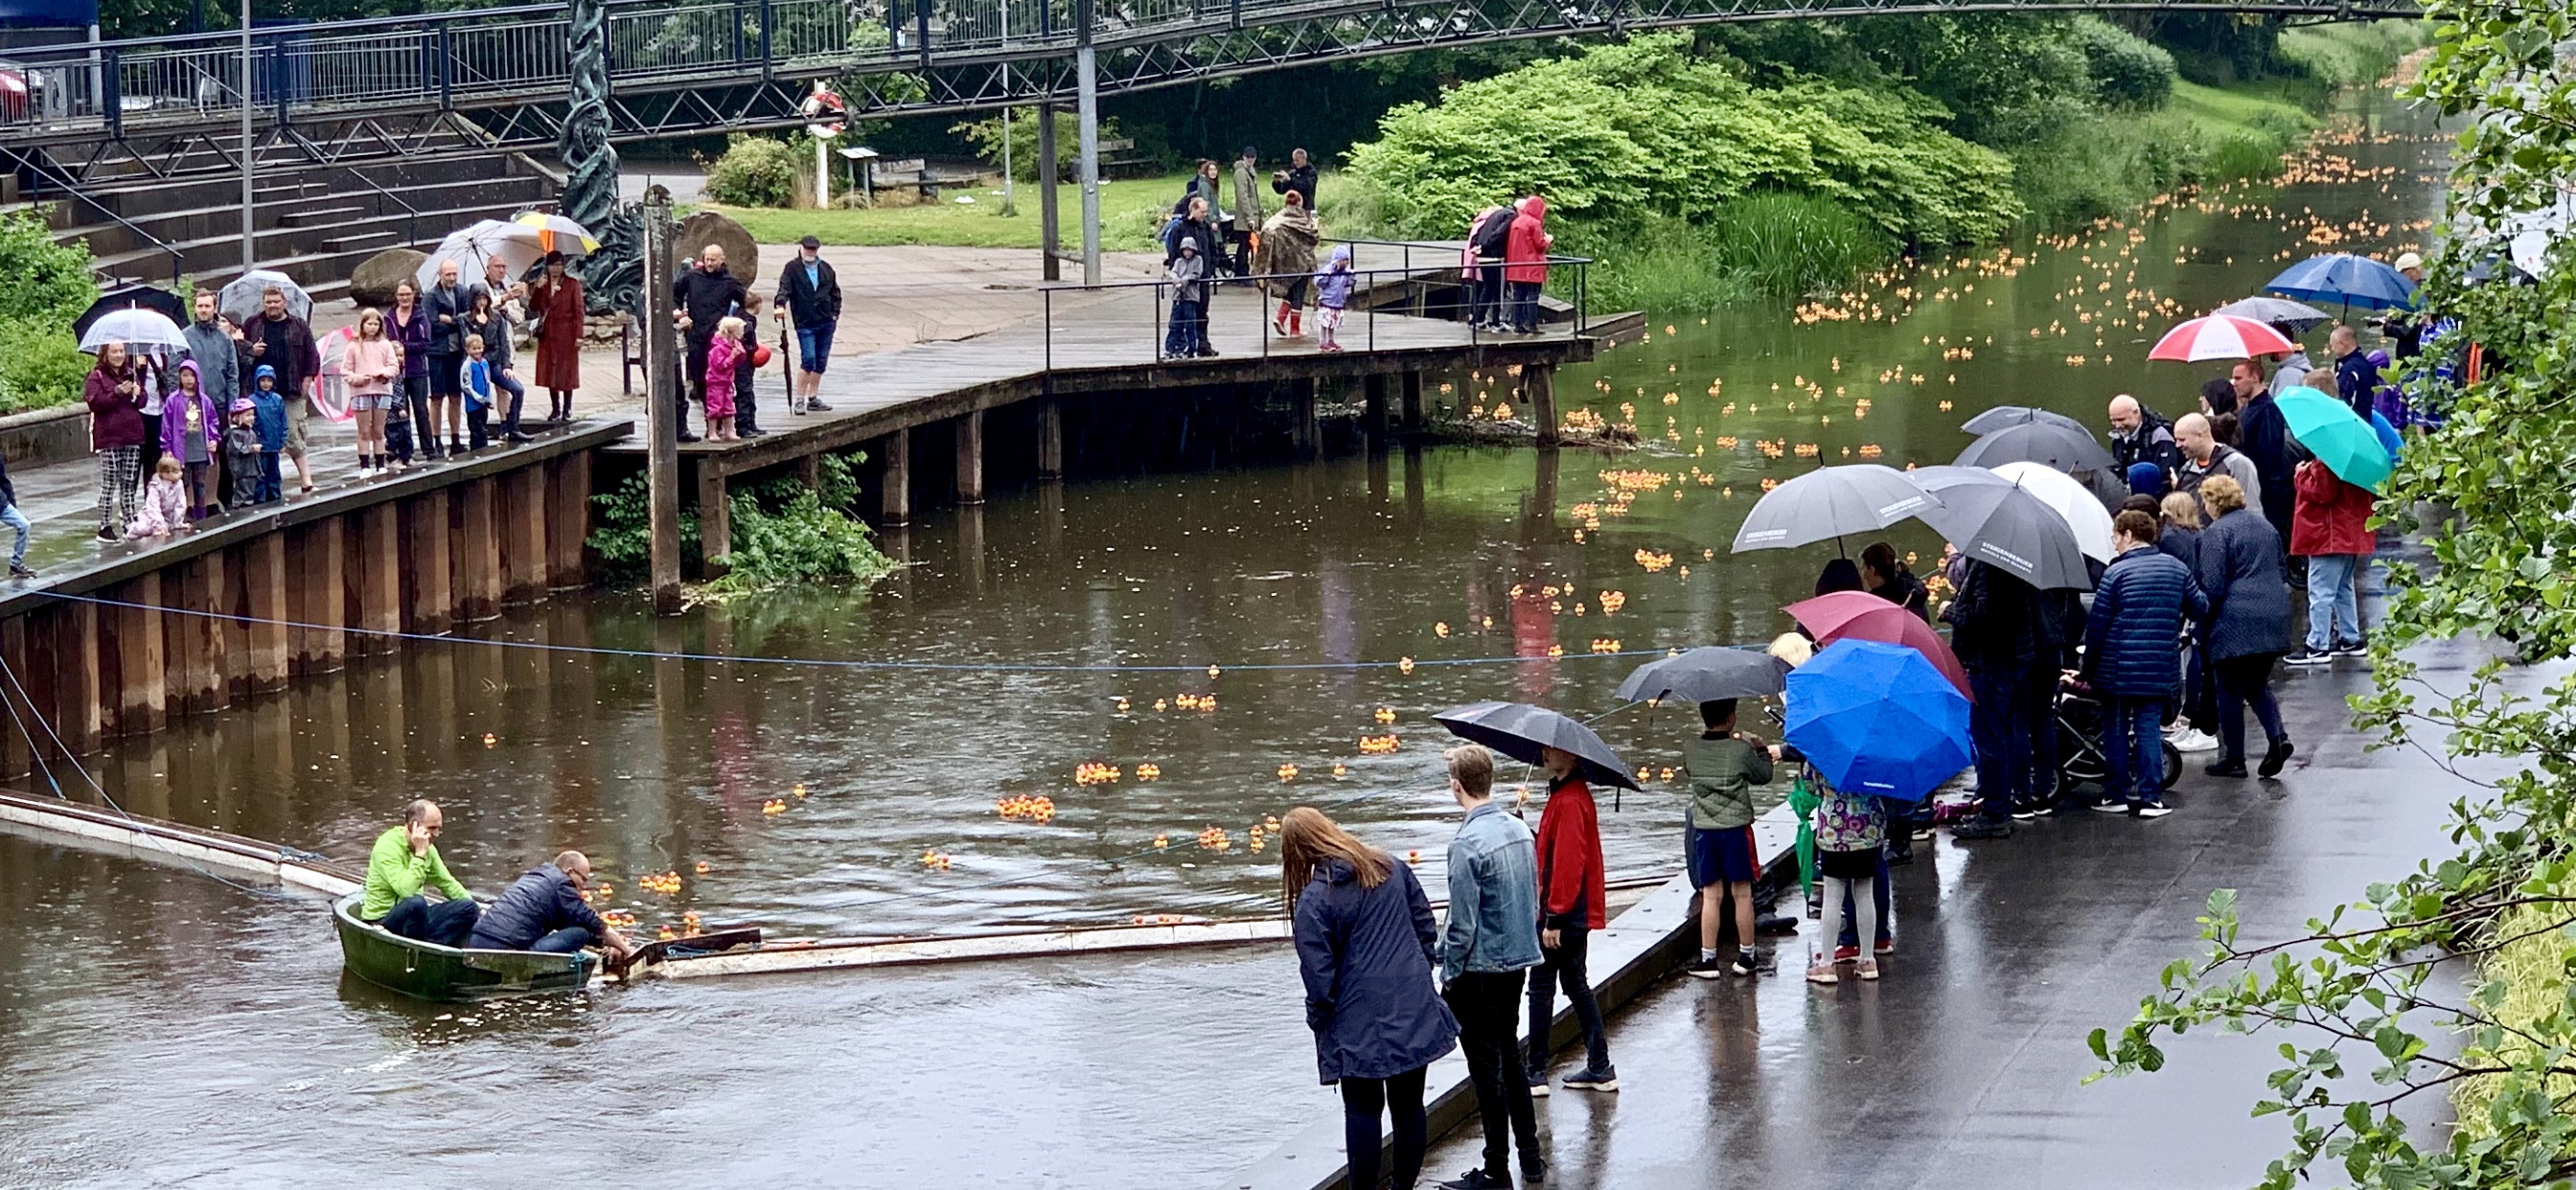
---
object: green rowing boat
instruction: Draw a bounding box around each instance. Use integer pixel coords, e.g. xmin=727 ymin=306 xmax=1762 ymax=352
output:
xmin=332 ymin=893 xmax=596 ymax=1002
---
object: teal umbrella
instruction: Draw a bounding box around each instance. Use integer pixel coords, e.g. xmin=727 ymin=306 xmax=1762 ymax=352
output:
xmin=2275 ymin=386 xmax=2394 ymax=492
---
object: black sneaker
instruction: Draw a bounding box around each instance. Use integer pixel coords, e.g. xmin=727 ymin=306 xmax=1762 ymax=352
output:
xmin=1733 ymin=950 xmax=1760 ymax=976
xmin=2259 ymin=738 xmax=2294 ymax=778
xmin=1438 ymin=1169 xmax=1512 ymax=1189
xmin=2131 ymin=801 xmax=2174 ymax=819
xmin=1952 ymin=818 xmax=2015 ymax=840
xmin=8 ymin=563 xmax=34 ymax=579
xmin=1687 ymin=956 xmax=1729 ymax=980
xmin=2285 ymin=648 xmax=2332 ymax=667
xmin=741 ymin=428 xmax=769 ymax=438
xmin=805 ymin=400 xmax=835 ymax=412
xmin=505 ymin=431 xmax=535 ymax=444
xmin=1524 ymin=1159 xmax=1548 ymax=1185
xmin=2332 ymin=638 xmax=2368 ymax=657
xmin=676 ymin=432 xmax=700 ymax=444
xmin=2084 ymin=797 xmax=2128 ymax=812
xmin=1561 ymin=1066 xmax=1618 ymax=1092
xmin=2205 ymin=758 xmax=2249 ymax=778
xmin=1525 ymin=1067 xmax=1549 ymax=1097
xmin=95 ymin=526 xmax=119 ymax=542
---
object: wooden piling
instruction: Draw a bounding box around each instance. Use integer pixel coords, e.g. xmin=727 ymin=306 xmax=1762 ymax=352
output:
xmin=402 ymin=488 xmax=453 ymax=636
xmin=172 ymin=552 xmax=227 ymax=714
xmin=53 ymin=600 xmax=100 ymax=754
xmin=955 ymin=410 xmax=986 ymax=504
xmin=1401 ymin=371 xmax=1425 ymax=433
xmin=796 ymin=453 xmax=822 ymax=491
xmin=547 ymin=451 xmax=592 ymax=589
xmin=1527 ymin=364 xmax=1558 ymax=447
xmin=0 ymin=615 xmax=29 ymax=778
xmin=1364 ymin=374 xmax=1389 ymax=446
xmin=287 ymin=517 xmax=346 ymax=675
xmin=1037 ymin=399 xmax=1064 ymax=476
xmin=1290 ymin=378 xmax=1320 ymax=460
xmin=881 ymin=428 xmax=911 ymax=525
xmin=111 ymin=575 xmax=167 ymax=736
xmin=242 ymin=531 xmax=288 ymax=693
xmin=354 ymin=502 xmax=401 ymax=655
xmin=500 ymin=466 xmax=546 ymax=605
xmin=699 ymin=467 xmax=732 ymax=572
xmin=454 ymin=476 xmax=501 ymax=623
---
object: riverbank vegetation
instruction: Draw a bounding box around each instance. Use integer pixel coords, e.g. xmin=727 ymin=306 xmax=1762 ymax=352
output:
xmin=589 ymin=452 xmax=897 ymax=597
xmin=0 ymin=212 xmax=101 ymax=415
xmin=2089 ymin=7 xmax=2576 ymax=1186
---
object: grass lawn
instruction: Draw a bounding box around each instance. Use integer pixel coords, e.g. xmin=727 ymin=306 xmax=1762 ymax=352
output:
xmin=698 ymin=172 xmax=1190 ymax=252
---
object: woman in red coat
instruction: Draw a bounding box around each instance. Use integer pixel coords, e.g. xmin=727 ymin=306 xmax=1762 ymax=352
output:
xmin=1526 ymin=744 xmax=1614 ymax=1094
xmin=526 ymin=252 xmax=586 ymax=424
xmin=2288 ymin=458 xmax=2374 ymax=664
xmin=1502 ymin=195 xmax=1552 ymax=334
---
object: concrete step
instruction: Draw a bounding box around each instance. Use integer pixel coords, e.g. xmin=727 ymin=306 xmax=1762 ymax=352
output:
xmin=272 ymin=204 xmax=367 ymax=229
xmin=320 ymin=228 xmax=402 ymax=252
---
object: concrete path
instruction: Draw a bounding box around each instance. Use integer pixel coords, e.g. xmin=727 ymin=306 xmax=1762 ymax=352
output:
xmin=1419 ymin=632 xmax=2494 ymax=1190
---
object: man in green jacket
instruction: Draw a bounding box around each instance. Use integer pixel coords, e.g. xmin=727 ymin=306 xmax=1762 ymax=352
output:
xmin=363 ymin=799 xmax=480 ymax=948
xmin=1681 ymin=699 xmax=1771 ymax=978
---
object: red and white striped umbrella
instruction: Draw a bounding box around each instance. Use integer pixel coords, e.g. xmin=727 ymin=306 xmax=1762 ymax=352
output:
xmin=2148 ymin=314 xmax=2296 ymax=362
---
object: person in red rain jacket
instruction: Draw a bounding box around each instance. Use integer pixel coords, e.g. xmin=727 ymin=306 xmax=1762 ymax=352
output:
xmin=2287 ymin=458 xmax=2377 ymax=664
xmin=1501 ymin=195 xmax=1552 ymax=334
xmin=1524 ymin=744 xmax=1615 ymax=1095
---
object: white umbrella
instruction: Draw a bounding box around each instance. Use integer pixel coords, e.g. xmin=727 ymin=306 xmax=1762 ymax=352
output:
xmin=1730 ymin=464 xmax=1944 ymax=553
xmin=218 ymin=269 xmax=312 ymax=326
xmin=1990 ymin=461 xmax=2117 ymax=563
xmin=416 ymin=219 xmax=544 ymax=289
xmin=77 ymin=307 xmax=188 ymax=353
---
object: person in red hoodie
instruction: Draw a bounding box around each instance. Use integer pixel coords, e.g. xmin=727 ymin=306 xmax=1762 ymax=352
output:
xmin=1524 ymin=744 xmax=1614 ymax=1096
xmin=1502 ymin=195 xmax=1552 ymax=334
xmin=2286 ymin=456 xmax=2375 ymax=665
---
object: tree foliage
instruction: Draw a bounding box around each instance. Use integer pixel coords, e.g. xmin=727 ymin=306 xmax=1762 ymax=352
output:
xmin=702 ymin=134 xmax=800 ymax=209
xmin=2092 ymin=7 xmax=2576 ymax=1187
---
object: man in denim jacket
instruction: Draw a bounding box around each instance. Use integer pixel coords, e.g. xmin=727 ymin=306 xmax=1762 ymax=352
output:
xmin=1435 ymin=745 xmax=1546 ymax=1190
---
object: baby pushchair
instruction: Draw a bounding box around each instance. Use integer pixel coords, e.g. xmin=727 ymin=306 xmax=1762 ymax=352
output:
xmin=2047 ymin=684 xmax=2181 ymax=810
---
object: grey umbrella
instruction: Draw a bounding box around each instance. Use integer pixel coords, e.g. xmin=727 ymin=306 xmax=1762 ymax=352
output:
xmin=1614 ymin=648 xmax=1789 ymax=705
xmin=1906 ymin=466 xmax=2094 ymax=590
xmin=1730 ymin=464 xmax=1943 ymax=554
xmin=1959 ymin=405 xmax=2089 ymax=436
xmin=1435 ymin=701 xmax=1642 ymax=790
xmin=2212 ymin=296 xmax=2333 ymax=334
xmin=1954 ymin=421 xmax=2116 ymax=473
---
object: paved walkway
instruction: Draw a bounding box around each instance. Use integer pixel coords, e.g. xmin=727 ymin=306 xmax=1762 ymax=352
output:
xmin=1428 ymin=629 xmax=2496 ymax=1190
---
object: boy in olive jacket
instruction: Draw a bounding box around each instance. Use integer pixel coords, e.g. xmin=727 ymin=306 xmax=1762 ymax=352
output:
xmin=1682 ymin=698 xmax=1772 ymax=976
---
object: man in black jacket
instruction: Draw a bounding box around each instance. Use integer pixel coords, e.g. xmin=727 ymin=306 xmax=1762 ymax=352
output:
xmin=772 ymin=235 xmax=841 ymax=416
xmin=1273 ymin=148 xmax=1318 ymax=213
xmin=670 ymin=244 xmax=748 ymax=443
xmin=424 ymin=259 xmax=471 ymax=459
xmin=2107 ymin=394 xmax=2180 ymax=482
xmin=1944 ymin=556 xmax=2049 ymax=839
xmin=467 ymin=850 xmax=633 ymax=957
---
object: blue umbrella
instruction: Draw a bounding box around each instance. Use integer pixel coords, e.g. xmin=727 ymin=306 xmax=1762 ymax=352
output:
xmin=2265 ymin=253 xmax=2417 ymax=311
xmin=1782 ymin=639 xmax=1971 ymax=803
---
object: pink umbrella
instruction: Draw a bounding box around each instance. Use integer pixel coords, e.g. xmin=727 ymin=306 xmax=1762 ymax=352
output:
xmin=1783 ymin=591 xmax=1972 ymax=699
xmin=2148 ymin=314 xmax=2295 ymax=362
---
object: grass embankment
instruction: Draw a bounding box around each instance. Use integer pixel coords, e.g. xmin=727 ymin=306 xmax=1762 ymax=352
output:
xmin=699 ymin=173 xmax=1188 ymax=253
xmin=2454 ymin=897 xmax=2576 ymax=1133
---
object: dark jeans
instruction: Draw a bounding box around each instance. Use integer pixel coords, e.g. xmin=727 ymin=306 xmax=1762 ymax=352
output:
xmin=1444 ymin=970 xmax=1539 ymax=1179
xmin=680 ymin=334 xmax=710 ymax=436
xmin=399 ymin=373 xmax=436 ymax=457
xmin=2184 ymin=640 xmax=2213 ymax=727
xmin=379 ymin=894 xmax=479 ymax=948
xmin=466 ymin=402 xmax=490 ymax=450
xmin=2214 ymin=652 xmax=2287 ymax=761
xmin=1342 ymin=1064 xmax=1430 ymax=1190
xmin=1227 ymin=228 xmax=1253 ymax=278
xmin=1506 ymin=281 xmax=1541 ymax=332
xmin=531 ymin=926 xmax=596 ymax=953
xmin=1165 ymin=299 xmax=1203 ymax=357
xmin=1967 ymin=665 xmax=2031 ymax=821
xmin=494 ymin=372 xmax=526 ymax=435
xmin=2104 ymin=694 xmax=2165 ymax=804
xmin=734 ymin=359 xmax=760 ymax=434
xmin=257 ymin=451 xmax=283 ymax=503
xmin=1471 ymin=261 xmax=1505 ymax=326
xmin=1524 ymin=927 xmax=1609 ymax=1074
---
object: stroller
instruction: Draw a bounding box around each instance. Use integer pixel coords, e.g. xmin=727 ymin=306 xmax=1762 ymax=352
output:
xmin=2046 ymin=682 xmax=2181 ymax=810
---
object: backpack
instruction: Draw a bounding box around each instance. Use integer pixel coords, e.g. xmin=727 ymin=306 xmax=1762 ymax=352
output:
xmin=1160 ymin=215 xmax=1186 ymax=256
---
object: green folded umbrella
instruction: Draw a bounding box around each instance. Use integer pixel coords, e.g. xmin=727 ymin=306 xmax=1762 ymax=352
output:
xmin=2275 ymin=385 xmax=2394 ymax=492
xmin=1789 ymin=769 xmax=1821 ymax=903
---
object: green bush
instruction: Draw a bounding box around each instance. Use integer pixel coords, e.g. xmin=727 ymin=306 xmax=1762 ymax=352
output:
xmin=2071 ymin=16 xmax=2175 ymax=109
xmin=587 ymin=453 xmax=895 ymax=595
xmin=0 ymin=210 xmax=94 ymax=327
xmin=702 ymin=134 xmax=799 ymax=209
xmin=0 ymin=318 xmax=93 ymax=415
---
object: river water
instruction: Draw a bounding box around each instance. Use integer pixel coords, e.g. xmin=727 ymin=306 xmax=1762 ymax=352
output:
xmin=0 ymin=92 xmax=2445 ymax=1187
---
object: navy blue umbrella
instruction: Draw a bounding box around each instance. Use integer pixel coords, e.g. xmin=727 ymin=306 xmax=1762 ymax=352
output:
xmin=1435 ymin=700 xmax=1642 ymax=790
xmin=1782 ymin=639 xmax=1971 ymax=803
xmin=2266 ymin=253 xmax=2416 ymax=311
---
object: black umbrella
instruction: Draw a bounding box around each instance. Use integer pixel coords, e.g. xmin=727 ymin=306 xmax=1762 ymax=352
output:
xmin=1435 ymin=701 xmax=1642 ymax=790
xmin=1959 ymin=405 xmax=2088 ymax=436
xmin=1614 ymin=647 xmax=1789 ymax=704
xmin=1954 ymin=421 xmax=2115 ymax=473
xmin=71 ymin=285 xmax=186 ymax=343
xmin=1906 ymin=466 xmax=2093 ymax=591
xmin=1730 ymin=464 xmax=1942 ymax=554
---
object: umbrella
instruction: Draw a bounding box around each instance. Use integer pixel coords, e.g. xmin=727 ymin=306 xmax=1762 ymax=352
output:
xmin=1434 ymin=700 xmax=1642 ymax=791
xmin=2211 ymin=296 xmax=2333 ymax=333
xmin=508 ymin=211 xmax=599 ymax=256
xmin=72 ymin=285 xmax=186 ymax=342
xmin=1959 ymin=405 xmax=2088 ymax=436
xmin=310 ymin=325 xmax=360 ymax=424
xmin=1907 ymin=466 xmax=2095 ymax=591
xmin=1988 ymin=461 xmax=2118 ymax=563
xmin=2274 ymin=386 xmax=2394 ymax=491
xmin=1614 ymin=648 xmax=1789 ymax=705
xmin=1954 ymin=420 xmax=2115 ymax=472
xmin=1730 ymin=464 xmax=1943 ymax=553
xmin=416 ymin=218 xmax=544 ymax=288
xmin=2148 ymin=314 xmax=2296 ymax=362
xmin=1782 ymin=639 xmax=1972 ymax=803
xmin=218 ymin=269 xmax=312 ymax=326
xmin=2265 ymin=253 xmax=2416 ymax=311
xmin=76 ymin=307 xmax=188 ymax=354
xmin=1782 ymin=590 xmax=1971 ymax=698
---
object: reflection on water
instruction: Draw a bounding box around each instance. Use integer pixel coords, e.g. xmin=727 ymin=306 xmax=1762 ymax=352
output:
xmin=1 ymin=94 xmax=2444 ymax=1187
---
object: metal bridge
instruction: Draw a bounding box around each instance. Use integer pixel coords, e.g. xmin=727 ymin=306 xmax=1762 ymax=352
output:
xmin=2 ymin=0 xmax=2420 ymax=185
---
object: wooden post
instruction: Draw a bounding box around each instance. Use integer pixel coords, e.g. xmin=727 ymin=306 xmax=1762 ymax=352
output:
xmin=22 ymin=606 xmax=62 ymax=768
xmin=1401 ymin=370 xmax=1424 ymax=433
xmin=53 ymin=600 xmax=101 ymax=753
xmin=501 ymin=466 xmax=547 ymax=605
xmin=218 ymin=542 xmax=248 ymax=698
xmin=698 ymin=466 xmax=732 ymax=572
xmin=288 ymin=516 xmax=347 ymax=675
xmin=954 ymin=409 xmax=985 ymax=504
xmin=1527 ymin=364 xmax=1558 ymax=447
xmin=0 ymin=616 xmax=30 ymax=779
xmin=455 ymin=476 xmax=502 ymax=623
xmin=547 ymin=451 xmax=593 ymax=589
xmin=355 ymin=502 xmax=401 ymax=655
xmin=1364 ymin=373 xmax=1389 ymax=447
xmin=796 ymin=452 xmax=822 ymax=491
xmin=403 ymin=488 xmax=454 ymax=636
xmin=1036 ymin=399 xmax=1064 ymax=476
xmin=172 ymin=552 xmax=227 ymax=713
xmin=243 ymin=531 xmax=288 ymax=692
xmin=644 ymin=190 xmax=684 ymax=616
xmin=881 ymin=428 xmax=911 ymax=525
xmin=958 ymin=504 xmax=987 ymax=589
xmin=1290 ymin=378 xmax=1320 ymax=460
